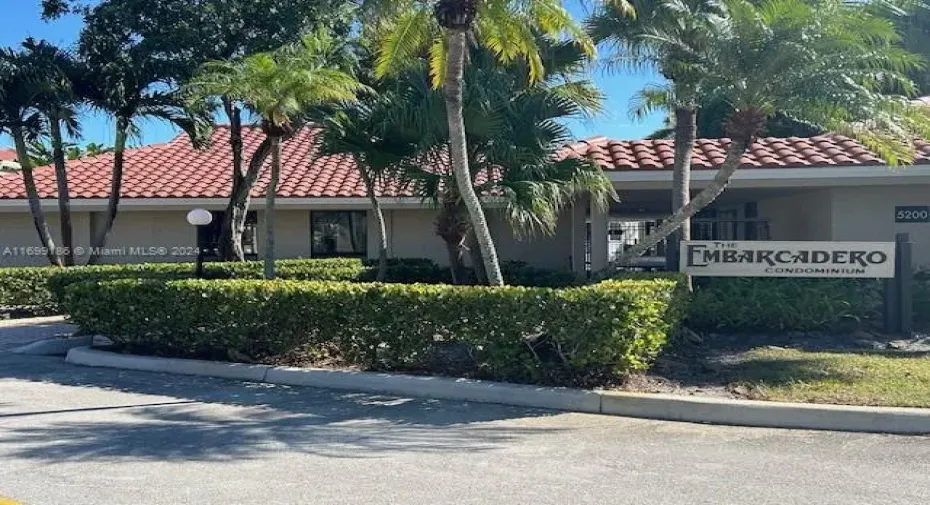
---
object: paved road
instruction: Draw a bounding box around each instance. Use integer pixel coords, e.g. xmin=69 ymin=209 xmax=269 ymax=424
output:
xmin=0 ymin=317 xmax=75 ymax=352
xmin=0 ymin=322 xmax=929 ymax=505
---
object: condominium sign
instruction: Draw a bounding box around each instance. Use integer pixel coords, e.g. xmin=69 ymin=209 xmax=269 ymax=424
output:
xmin=681 ymin=241 xmax=895 ymax=278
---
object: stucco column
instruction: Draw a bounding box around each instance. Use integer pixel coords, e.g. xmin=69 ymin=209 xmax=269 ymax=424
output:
xmin=590 ymin=197 xmax=609 ymax=272
xmin=570 ymin=196 xmax=588 ymax=274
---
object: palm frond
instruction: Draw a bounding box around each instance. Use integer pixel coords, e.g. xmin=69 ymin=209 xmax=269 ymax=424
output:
xmin=374 ymin=7 xmax=432 ymax=79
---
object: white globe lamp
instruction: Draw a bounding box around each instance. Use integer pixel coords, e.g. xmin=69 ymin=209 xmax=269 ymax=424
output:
xmin=186 ymin=208 xmax=214 ymax=227
xmin=186 ymin=208 xmax=214 ymax=277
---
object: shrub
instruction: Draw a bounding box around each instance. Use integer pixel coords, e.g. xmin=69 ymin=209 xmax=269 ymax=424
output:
xmin=0 ymin=258 xmax=581 ymax=313
xmin=686 ymin=277 xmax=883 ymax=333
xmin=500 ymin=261 xmax=580 ymax=288
xmin=913 ymin=270 xmax=930 ymax=330
xmin=0 ymin=267 xmax=60 ymax=315
xmin=63 ymin=276 xmax=687 ymax=387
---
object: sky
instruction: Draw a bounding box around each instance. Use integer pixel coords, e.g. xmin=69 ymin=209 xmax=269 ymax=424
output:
xmin=0 ymin=0 xmax=667 ymax=150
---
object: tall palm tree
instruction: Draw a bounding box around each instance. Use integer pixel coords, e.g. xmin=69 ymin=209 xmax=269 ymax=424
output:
xmin=589 ymin=0 xmax=726 ymax=274
xmin=189 ymin=31 xmax=365 ymax=279
xmin=22 ymin=39 xmax=84 ymax=266
xmin=610 ymin=0 xmax=930 ymax=268
xmin=0 ymin=46 xmax=62 ymax=267
xmin=78 ymin=16 xmax=213 ymax=265
xmin=394 ymin=42 xmax=615 ymax=282
xmin=364 ymin=0 xmax=625 ymax=286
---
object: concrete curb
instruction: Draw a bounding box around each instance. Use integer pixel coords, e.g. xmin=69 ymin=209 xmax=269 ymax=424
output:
xmin=65 ymin=347 xmax=930 ymax=435
xmin=67 ymin=346 xmax=271 ymax=381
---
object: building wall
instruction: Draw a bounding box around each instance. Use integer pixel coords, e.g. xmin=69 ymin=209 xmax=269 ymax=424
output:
xmin=488 ymin=209 xmax=575 ymax=270
xmin=831 ymin=185 xmax=930 ymax=269
xmin=256 ymin=210 xmax=313 ymax=259
xmin=0 ymin=212 xmax=92 ymax=267
xmin=757 ymin=189 xmax=834 ymax=241
xmin=0 ymin=205 xmax=606 ymax=271
xmin=385 ymin=208 xmax=447 ymax=264
xmin=383 ymin=208 xmax=574 ymax=269
xmin=98 ymin=211 xmax=196 ymax=264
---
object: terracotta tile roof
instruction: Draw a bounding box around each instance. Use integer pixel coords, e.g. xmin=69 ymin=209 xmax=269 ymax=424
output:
xmin=0 ymin=126 xmax=412 ymax=200
xmin=563 ymin=135 xmax=930 ymax=170
xmin=0 ymin=129 xmax=926 ymax=201
xmin=0 ymin=149 xmax=17 ymax=161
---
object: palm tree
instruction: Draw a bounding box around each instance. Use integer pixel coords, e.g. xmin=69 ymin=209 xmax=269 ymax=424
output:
xmin=871 ymin=0 xmax=930 ymax=94
xmin=189 ymin=31 xmax=365 ymax=279
xmin=0 ymin=46 xmax=62 ymax=267
xmin=589 ymin=0 xmax=725 ymax=274
xmin=77 ymin=20 xmax=212 ymax=265
xmin=26 ymin=140 xmax=54 ymax=166
xmin=610 ymin=0 xmax=930 ymax=269
xmin=394 ymin=42 xmax=615 ymax=282
xmin=22 ymin=39 xmax=84 ymax=266
xmin=316 ymin=89 xmax=422 ymax=281
xmin=364 ymin=0 xmax=624 ymax=286
xmin=83 ymin=143 xmax=112 ymax=157
xmin=646 ymin=96 xmax=824 ymax=140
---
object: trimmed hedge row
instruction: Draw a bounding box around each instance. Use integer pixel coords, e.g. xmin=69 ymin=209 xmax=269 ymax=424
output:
xmin=3 ymin=258 xmax=569 ymax=314
xmin=686 ymin=277 xmax=884 ymax=333
xmin=2 ymin=258 xmax=912 ymax=333
xmin=63 ymin=277 xmax=687 ymax=387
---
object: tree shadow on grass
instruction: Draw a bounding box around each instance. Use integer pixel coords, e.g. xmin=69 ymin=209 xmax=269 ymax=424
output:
xmin=0 ymin=355 xmax=561 ymax=463
xmin=717 ymin=355 xmax=863 ymax=388
xmin=653 ymin=342 xmax=929 ymax=391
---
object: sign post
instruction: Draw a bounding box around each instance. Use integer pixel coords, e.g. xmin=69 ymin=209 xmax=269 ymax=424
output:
xmin=884 ymin=233 xmax=913 ymax=334
xmin=681 ymin=239 xmax=911 ymax=334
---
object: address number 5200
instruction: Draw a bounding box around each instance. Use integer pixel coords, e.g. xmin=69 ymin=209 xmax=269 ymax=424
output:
xmin=895 ymin=206 xmax=930 ymax=223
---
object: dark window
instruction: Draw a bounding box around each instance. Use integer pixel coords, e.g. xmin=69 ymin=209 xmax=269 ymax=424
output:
xmin=311 ymin=211 xmax=367 ymax=257
xmin=197 ymin=211 xmax=258 ymax=259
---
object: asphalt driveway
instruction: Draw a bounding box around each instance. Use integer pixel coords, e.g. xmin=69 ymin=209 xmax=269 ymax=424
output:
xmin=0 ymin=321 xmax=928 ymax=505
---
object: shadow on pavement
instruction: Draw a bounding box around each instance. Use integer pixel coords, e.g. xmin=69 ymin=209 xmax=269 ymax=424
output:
xmin=0 ymin=317 xmax=75 ymax=351
xmin=0 ymin=354 xmax=561 ymax=462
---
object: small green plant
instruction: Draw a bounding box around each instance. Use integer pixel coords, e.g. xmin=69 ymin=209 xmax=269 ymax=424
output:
xmin=686 ymin=278 xmax=883 ymax=333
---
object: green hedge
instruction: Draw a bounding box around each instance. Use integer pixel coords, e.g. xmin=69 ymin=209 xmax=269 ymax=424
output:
xmin=686 ymin=277 xmax=883 ymax=333
xmin=0 ymin=258 xmax=577 ymax=313
xmin=63 ymin=276 xmax=686 ymax=387
xmin=0 ymin=267 xmax=61 ymax=315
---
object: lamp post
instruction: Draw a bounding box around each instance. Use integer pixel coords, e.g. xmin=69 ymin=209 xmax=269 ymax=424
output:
xmin=186 ymin=208 xmax=213 ymax=278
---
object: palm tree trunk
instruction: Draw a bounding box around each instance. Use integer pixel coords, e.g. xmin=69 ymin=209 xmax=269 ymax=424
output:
xmin=609 ymin=135 xmax=751 ymax=269
xmin=263 ymin=135 xmax=281 ymax=280
xmin=11 ymin=125 xmax=62 ymax=267
xmin=442 ymin=29 xmax=504 ymax=286
xmin=436 ymin=196 xmax=469 ymax=284
xmin=88 ymin=116 xmax=129 ymax=265
xmin=666 ymin=107 xmax=696 ymax=276
xmin=49 ymin=118 xmax=74 ymax=266
xmin=444 ymin=239 xmax=467 ymax=284
xmin=218 ymin=100 xmax=246 ymax=261
xmin=359 ymin=168 xmax=388 ymax=282
xmin=225 ymin=137 xmax=273 ymax=262
xmin=466 ymin=230 xmax=487 ymax=285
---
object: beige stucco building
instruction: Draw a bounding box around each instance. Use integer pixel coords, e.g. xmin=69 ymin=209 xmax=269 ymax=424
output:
xmin=2 ymin=131 xmax=930 ymax=272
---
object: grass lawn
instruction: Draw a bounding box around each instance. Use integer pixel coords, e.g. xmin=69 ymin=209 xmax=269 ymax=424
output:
xmin=731 ymin=348 xmax=930 ymax=408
